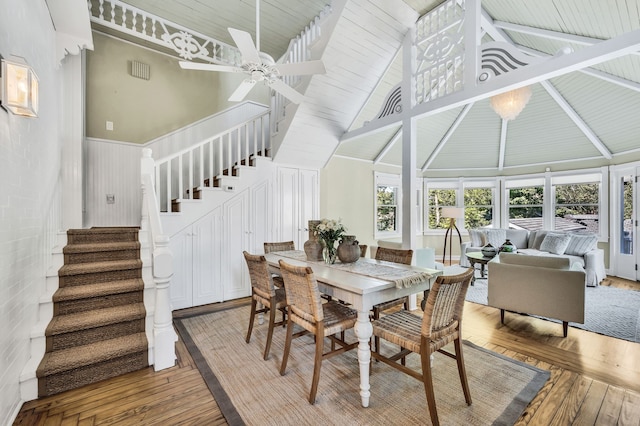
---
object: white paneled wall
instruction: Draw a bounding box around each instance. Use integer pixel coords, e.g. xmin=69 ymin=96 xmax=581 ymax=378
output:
xmin=0 ymin=1 xmax=62 ymax=423
xmin=84 ymin=139 xmax=143 ymax=227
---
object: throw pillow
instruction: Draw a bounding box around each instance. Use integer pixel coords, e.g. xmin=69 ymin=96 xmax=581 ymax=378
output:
xmin=484 ymin=228 xmax=506 ymax=248
xmin=469 ymin=229 xmax=486 ymax=247
xmin=565 ymin=233 xmax=598 ymax=255
xmin=539 ymin=232 xmax=572 ymax=255
xmin=533 ymin=230 xmax=549 ymax=249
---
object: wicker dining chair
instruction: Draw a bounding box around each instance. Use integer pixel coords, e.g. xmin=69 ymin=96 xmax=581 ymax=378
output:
xmin=278 ymin=259 xmax=358 ymax=404
xmin=372 ymin=247 xmax=414 ymax=317
xmin=371 ymin=268 xmax=474 ymax=426
xmin=243 ymin=251 xmax=288 ymax=360
xmin=359 ymin=244 xmax=368 ymax=257
xmin=264 ymin=241 xmax=295 ymax=253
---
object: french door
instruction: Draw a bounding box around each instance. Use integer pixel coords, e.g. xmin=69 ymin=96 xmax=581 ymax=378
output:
xmin=614 ymin=170 xmax=636 ymax=280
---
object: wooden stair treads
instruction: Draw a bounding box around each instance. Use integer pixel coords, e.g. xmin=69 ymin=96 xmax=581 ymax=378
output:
xmin=37 ymin=227 xmax=148 ymax=397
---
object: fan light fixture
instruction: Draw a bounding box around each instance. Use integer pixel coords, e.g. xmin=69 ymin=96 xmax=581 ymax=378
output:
xmin=1 ymin=55 xmax=39 ymax=117
xmin=489 ymin=86 xmax=532 ymax=121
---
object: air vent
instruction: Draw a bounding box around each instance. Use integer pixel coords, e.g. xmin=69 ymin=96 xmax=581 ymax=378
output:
xmin=130 ymin=60 xmax=150 ymax=80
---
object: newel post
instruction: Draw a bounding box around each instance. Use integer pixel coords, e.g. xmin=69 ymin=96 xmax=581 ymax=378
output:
xmin=153 ymin=234 xmax=177 ymax=370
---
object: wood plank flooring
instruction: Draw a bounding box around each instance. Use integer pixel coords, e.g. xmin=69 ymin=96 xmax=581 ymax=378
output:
xmin=14 ymin=279 xmax=640 ymax=425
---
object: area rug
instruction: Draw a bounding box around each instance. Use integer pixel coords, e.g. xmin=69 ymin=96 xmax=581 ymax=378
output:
xmin=464 ymin=276 xmax=640 ymax=343
xmin=175 ymin=305 xmax=549 ymax=426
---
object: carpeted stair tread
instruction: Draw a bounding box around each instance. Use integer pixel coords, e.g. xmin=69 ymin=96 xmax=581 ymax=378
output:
xmin=46 ymin=304 xmax=146 ymax=336
xmin=37 ymin=332 xmax=148 ymax=376
xmin=53 ymin=278 xmax=144 ymax=302
xmin=59 ymin=259 xmax=142 ymax=276
xmin=63 ymin=241 xmax=140 ymax=254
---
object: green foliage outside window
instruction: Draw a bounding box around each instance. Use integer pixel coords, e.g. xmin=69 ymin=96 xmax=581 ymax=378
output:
xmin=377 ymin=185 xmax=397 ymax=232
xmin=555 ymin=183 xmax=599 ymax=217
xmin=464 ymin=188 xmax=493 ymax=229
xmin=509 ymin=186 xmax=543 ymax=219
xmin=427 ymin=189 xmax=456 ymax=229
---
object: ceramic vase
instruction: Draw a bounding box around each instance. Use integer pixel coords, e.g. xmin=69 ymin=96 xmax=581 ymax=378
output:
xmin=337 ymin=235 xmax=360 ymax=263
xmin=304 ymin=220 xmax=324 ymax=261
xmin=500 ymin=239 xmax=516 ymax=253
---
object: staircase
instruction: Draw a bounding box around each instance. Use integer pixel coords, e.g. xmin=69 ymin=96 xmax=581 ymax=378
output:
xmin=36 ymin=227 xmax=149 ymax=397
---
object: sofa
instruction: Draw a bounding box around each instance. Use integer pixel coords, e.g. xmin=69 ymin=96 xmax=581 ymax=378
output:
xmin=487 ymin=252 xmax=586 ymax=337
xmin=460 ymin=228 xmax=605 ymax=287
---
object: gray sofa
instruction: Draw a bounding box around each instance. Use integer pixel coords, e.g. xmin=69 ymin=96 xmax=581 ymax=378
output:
xmin=487 ymin=252 xmax=586 ymax=337
xmin=460 ymin=228 xmax=605 ymax=287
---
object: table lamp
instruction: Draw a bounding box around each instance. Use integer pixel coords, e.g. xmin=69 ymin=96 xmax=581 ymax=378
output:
xmin=441 ymin=207 xmax=464 ymax=265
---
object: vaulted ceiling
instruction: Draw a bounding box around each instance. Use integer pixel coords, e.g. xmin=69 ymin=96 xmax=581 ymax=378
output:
xmin=97 ymin=0 xmax=640 ymax=176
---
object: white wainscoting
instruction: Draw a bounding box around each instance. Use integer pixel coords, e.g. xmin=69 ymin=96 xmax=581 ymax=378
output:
xmin=84 ymin=139 xmax=143 ymax=227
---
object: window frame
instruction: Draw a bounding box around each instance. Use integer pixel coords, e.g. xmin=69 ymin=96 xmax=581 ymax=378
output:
xmin=374 ymin=172 xmax=402 ymax=239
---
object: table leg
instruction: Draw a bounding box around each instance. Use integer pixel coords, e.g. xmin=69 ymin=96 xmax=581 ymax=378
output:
xmin=354 ymin=310 xmax=373 ymax=407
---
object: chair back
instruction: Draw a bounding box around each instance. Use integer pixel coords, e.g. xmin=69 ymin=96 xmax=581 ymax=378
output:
xmin=359 ymin=244 xmax=368 ymax=257
xmin=421 ymin=268 xmax=474 ymax=339
xmin=243 ymin=251 xmax=277 ymax=300
xmin=278 ymin=260 xmax=324 ymax=324
xmin=375 ymin=247 xmax=413 ymax=265
xmin=264 ymin=241 xmax=295 ymax=253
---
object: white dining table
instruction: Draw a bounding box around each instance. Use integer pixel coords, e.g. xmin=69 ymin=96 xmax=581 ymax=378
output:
xmin=263 ymin=250 xmax=442 ymax=408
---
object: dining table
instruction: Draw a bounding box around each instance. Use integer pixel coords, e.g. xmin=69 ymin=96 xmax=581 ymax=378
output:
xmin=263 ymin=250 xmax=442 ymax=408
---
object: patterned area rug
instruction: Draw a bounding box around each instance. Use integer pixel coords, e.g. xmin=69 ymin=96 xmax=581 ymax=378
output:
xmin=463 ymin=274 xmax=640 ymax=343
xmin=175 ymin=305 xmax=549 ymax=426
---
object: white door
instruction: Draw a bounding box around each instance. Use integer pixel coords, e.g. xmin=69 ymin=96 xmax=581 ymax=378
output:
xmin=193 ymin=208 xmax=223 ymax=306
xmin=615 ymin=171 xmax=635 ymax=280
xmin=277 ymin=167 xmax=301 ymax=246
xmin=299 ymin=169 xmax=319 ymax=246
xmin=169 ymin=226 xmax=193 ymax=310
xmin=224 ymin=189 xmax=251 ymax=300
xmin=250 ymin=179 xmax=272 ymax=254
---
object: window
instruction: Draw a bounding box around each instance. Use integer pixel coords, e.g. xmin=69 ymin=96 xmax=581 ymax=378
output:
xmin=375 ymin=173 xmax=401 ymax=236
xmin=507 ymin=182 xmax=544 ymax=227
xmin=463 ymin=186 xmax=493 ymax=229
xmin=554 ymin=183 xmax=599 ymax=232
xmin=621 ymin=175 xmax=633 ymax=254
xmin=427 ymin=188 xmax=457 ymax=230
xmin=377 ymin=185 xmax=398 ymax=233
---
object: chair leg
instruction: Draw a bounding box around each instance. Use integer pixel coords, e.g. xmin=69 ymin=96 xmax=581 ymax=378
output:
xmin=279 ymin=316 xmax=295 ymax=376
xmin=421 ymin=351 xmax=440 ymax=426
xmin=500 ymin=309 xmax=505 ymax=324
xmin=263 ymin=302 xmax=276 ymax=360
xmin=309 ymin=331 xmax=325 ymax=404
xmin=246 ymin=298 xmax=257 ymax=343
xmin=454 ymin=338 xmax=472 ymax=405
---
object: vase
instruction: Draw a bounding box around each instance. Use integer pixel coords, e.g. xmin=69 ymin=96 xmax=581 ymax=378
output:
xmin=304 ymin=220 xmax=324 ymax=261
xmin=481 ymin=243 xmax=497 ymax=258
xmin=322 ymin=245 xmax=337 ymax=264
xmin=337 ymin=235 xmax=360 ymax=263
xmin=500 ymin=239 xmax=516 ymax=253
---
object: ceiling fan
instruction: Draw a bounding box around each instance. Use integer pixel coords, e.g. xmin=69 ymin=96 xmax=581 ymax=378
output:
xmin=179 ymin=0 xmax=325 ymax=104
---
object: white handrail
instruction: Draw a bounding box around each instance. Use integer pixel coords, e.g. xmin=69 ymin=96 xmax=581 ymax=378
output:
xmin=141 ymin=148 xmax=177 ymax=371
xmin=153 ymin=111 xmax=271 ymax=212
xmin=270 ymin=5 xmax=332 ymax=136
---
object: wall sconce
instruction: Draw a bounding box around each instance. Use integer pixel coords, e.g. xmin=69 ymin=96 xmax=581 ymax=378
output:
xmin=1 ymin=56 xmax=39 ymax=117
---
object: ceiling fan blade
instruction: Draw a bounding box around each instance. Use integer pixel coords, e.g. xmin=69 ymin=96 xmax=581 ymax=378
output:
xmin=228 ymin=79 xmax=257 ymax=102
xmin=274 ymin=60 xmax=326 ymax=76
xmin=179 ymin=61 xmax=242 ymax=73
xmin=268 ymin=78 xmax=307 ymax=104
xmin=228 ymin=28 xmax=261 ymax=64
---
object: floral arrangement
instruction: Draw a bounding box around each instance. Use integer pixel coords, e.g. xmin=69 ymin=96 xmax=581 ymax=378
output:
xmin=315 ymin=218 xmax=346 ymax=263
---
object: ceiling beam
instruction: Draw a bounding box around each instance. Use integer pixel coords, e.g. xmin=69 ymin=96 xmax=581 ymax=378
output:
xmin=410 ymin=28 xmax=640 ymax=120
xmin=374 ymin=128 xmax=402 ymax=164
xmin=483 ymin=12 xmax=613 ymax=162
xmin=420 ymin=103 xmax=474 ymax=172
xmin=517 ymin=45 xmax=640 ymax=93
xmin=498 ymin=119 xmax=507 ymax=171
xmin=540 ymin=80 xmax=613 ymax=159
xmin=494 ymin=20 xmax=640 ymax=58
xmin=341 ymin=27 xmax=640 ymax=142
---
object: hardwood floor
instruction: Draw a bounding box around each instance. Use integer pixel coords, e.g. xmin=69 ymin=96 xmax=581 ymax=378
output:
xmin=14 ymin=279 xmax=640 ymax=425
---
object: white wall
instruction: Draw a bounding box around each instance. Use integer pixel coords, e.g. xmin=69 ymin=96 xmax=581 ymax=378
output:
xmin=0 ymin=0 xmax=62 ymax=422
